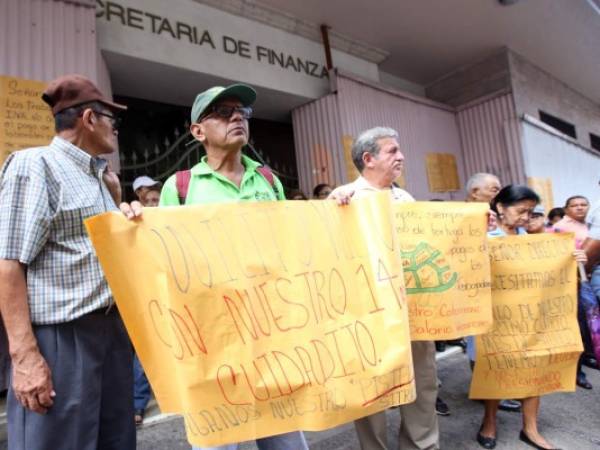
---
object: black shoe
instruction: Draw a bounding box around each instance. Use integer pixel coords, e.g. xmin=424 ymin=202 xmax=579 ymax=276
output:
xmin=476 ymin=429 xmax=496 ymax=449
xmin=435 ymin=396 xmax=450 ymax=416
xmin=519 ymin=430 xmax=561 ymax=450
xmin=435 ymin=341 xmax=446 ymax=352
xmin=582 ymin=355 xmax=598 ymax=370
xmin=577 ymin=374 xmax=593 ymax=390
xmin=498 ymin=399 xmax=521 ymax=412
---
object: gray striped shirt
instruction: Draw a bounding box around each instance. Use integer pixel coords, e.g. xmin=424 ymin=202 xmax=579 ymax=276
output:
xmin=0 ymin=137 xmax=117 ymax=324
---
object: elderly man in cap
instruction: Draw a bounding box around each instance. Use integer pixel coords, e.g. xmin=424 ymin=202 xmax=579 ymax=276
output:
xmin=328 ymin=127 xmax=439 ymax=450
xmin=120 ymin=84 xmax=307 ymax=450
xmin=0 ymin=74 xmax=135 ymax=450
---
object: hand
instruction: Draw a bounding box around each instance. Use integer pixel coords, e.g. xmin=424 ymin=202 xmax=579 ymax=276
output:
xmin=11 ymin=347 xmax=55 ymax=414
xmin=487 ymin=210 xmax=498 ymax=232
xmin=119 ymin=201 xmax=143 ymax=220
xmin=102 ymin=165 xmax=122 ymax=205
xmin=573 ymin=249 xmax=588 ymax=264
xmin=327 ymin=189 xmax=355 ymax=206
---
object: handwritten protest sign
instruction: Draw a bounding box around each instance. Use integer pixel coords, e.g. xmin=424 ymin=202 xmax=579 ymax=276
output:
xmin=0 ymin=75 xmax=55 ymax=164
xmin=85 ymin=194 xmax=415 ymax=447
xmin=395 ymin=202 xmax=493 ymax=340
xmin=470 ymin=233 xmax=582 ymax=399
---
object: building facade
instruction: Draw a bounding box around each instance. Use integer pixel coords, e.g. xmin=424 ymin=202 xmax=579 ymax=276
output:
xmin=1 ymin=0 xmax=600 ymax=206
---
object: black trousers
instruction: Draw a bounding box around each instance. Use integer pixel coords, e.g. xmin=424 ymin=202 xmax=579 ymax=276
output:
xmin=7 ymin=310 xmax=136 ymax=450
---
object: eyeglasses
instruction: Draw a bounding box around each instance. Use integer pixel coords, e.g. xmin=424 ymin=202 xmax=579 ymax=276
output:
xmin=200 ymin=105 xmax=252 ymax=121
xmin=94 ymin=111 xmax=122 ymax=130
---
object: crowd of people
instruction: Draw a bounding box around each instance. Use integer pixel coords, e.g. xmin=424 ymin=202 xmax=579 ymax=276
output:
xmin=0 ymin=73 xmax=597 ymax=450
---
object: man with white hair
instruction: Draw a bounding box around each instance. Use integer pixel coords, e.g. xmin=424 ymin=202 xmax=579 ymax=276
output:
xmin=465 ymin=172 xmax=501 ymax=204
xmin=329 ymin=127 xmax=438 ymax=450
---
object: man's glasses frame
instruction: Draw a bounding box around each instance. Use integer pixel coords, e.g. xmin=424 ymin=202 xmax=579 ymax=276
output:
xmin=200 ymin=105 xmax=253 ymax=122
xmin=93 ymin=110 xmax=122 ymax=130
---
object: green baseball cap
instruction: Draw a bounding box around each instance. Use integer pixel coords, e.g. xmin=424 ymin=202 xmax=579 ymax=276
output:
xmin=190 ymin=84 xmax=257 ymax=123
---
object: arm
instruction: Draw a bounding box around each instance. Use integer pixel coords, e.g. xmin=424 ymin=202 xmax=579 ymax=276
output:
xmin=102 ymin=165 xmax=122 ymax=205
xmin=583 ymin=237 xmax=600 ymax=272
xmin=0 ymin=260 xmax=54 ymax=413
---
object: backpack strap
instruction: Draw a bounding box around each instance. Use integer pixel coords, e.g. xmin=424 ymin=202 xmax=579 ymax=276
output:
xmin=256 ymin=166 xmax=280 ymax=198
xmin=175 ymin=170 xmax=192 ymax=205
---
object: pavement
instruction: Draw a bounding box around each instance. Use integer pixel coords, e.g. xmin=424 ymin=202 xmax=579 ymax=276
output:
xmin=135 ymin=348 xmax=600 ymax=450
xmin=0 ymin=347 xmax=597 ymax=449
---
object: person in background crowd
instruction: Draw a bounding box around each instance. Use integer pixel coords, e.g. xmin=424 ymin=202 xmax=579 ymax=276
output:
xmin=120 ymin=83 xmax=308 ymax=450
xmin=475 ymin=185 xmax=586 ymax=450
xmin=465 ymin=173 xmax=501 ymax=203
xmin=142 ymin=185 xmax=161 ymax=207
xmin=132 ymin=175 xmax=161 ymax=204
xmin=329 ymin=127 xmax=439 ymax=450
xmin=546 ymin=207 xmax=565 ymax=227
xmin=526 ymin=204 xmax=546 ymax=234
xmin=552 ymin=195 xmax=594 ymax=388
xmin=132 ymin=183 xmax=161 ymax=425
xmin=0 ymin=74 xmax=134 ymax=450
xmin=553 ymin=196 xmax=590 ymax=248
xmin=288 ymin=189 xmax=307 ymax=200
xmin=313 ymin=183 xmax=333 ymax=199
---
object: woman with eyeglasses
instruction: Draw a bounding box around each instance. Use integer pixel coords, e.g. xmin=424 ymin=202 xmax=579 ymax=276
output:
xmin=474 ymin=185 xmax=586 ymax=450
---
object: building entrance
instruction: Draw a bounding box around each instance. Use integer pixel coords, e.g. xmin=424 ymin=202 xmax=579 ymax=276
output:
xmin=114 ymin=95 xmax=299 ymax=201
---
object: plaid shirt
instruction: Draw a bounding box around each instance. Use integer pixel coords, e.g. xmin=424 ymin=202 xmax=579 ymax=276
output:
xmin=0 ymin=137 xmax=118 ymax=324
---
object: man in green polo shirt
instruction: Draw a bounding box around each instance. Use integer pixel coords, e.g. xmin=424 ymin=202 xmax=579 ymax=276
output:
xmin=159 ymin=84 xmax=285 ymax=207
xmin=120 ymin=84 xmax=307 ymax=450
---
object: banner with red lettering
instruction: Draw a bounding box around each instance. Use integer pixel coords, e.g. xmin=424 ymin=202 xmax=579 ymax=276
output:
xmin=470 ymin=233 xmax=582 ymax=399
xmin=86 ymin=193 xmax=415 ymax=447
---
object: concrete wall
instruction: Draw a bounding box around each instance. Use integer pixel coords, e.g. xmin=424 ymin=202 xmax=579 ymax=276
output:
xmin=425 ymin=50 xmax=511 ymax=107
xmin=509 ymin=51 xmax=600 ymax=150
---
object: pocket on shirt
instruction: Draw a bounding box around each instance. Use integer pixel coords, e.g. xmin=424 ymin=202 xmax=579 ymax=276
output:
xmin=53 ymin=204 xmax=103 ymax=240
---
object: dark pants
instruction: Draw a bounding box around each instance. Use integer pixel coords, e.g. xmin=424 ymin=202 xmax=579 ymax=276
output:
xmin=8 ymin=310 xmax=136 ymax=450
xmin=133 ymin=353 xmax=151 ymax=411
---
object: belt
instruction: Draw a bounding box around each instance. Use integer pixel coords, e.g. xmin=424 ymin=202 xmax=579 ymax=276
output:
xmin=88 ymin=304 xmax=116 ymax=316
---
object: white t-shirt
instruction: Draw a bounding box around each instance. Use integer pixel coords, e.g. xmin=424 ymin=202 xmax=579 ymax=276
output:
xmin=329 ymin=176 xmax=415 ymax=203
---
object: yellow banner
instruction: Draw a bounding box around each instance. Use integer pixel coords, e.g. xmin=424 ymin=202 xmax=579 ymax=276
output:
xmin=470 ymin=233 xmax=582 ymax=399
xmin=396 ymin=202 xmax=493 ymax=340
xmin=85 ymin=194 xmax=415 ymax=447
xmin=0 ymin=75 xmax=55 ymax=165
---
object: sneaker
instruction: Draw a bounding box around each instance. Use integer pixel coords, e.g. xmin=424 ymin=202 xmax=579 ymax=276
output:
xmin=436 ymin=396 xmax=450 ymax=416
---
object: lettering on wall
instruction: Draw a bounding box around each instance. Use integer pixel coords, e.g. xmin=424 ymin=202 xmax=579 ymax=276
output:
xmin=96 ymin=0 xmax=329 ymax=79
xmin=0 ymin=76 xmax=55 ymax=164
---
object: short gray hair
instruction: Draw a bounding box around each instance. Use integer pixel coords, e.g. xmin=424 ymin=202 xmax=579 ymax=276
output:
xmin=465 ymin=172 xmax=499 ymax=194
xmin=351 ymin=127 xmax=399 ymax=172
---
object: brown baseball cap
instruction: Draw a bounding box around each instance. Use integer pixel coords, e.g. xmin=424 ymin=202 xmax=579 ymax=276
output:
xmin=41 ymin=74 xmax=127 ymax=116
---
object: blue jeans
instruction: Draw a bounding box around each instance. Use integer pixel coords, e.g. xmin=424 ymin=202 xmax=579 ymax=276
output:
xmin=133 ymin=353 xmax=151 ymax=411
xmin=191 ymin=431 xmax=308 ymax=450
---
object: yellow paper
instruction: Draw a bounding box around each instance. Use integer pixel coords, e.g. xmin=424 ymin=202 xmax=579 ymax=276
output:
xmin=527 ymin=177 xmax=554 ymax=211
xmin=342 ymin=134 xmax=359 ymax=182
xmin=470 ymin=233 xmax=582 ymax=399
xmin=0 ymin=75 xmax=55 ymax=165
xmin=85 ymin=194 xmax=415 ymax=447
xmin=395 ymin=202 xmax=493 ymax=340
xmin=425 ymin=153 xmax=460 ymax=193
